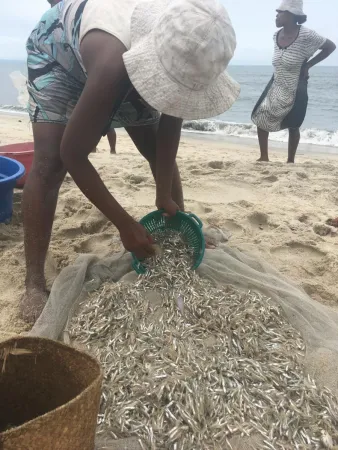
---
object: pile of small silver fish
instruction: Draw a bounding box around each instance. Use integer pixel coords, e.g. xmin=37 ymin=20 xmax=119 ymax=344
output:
xmin=70 ymin=230 xmax=338 ymax=449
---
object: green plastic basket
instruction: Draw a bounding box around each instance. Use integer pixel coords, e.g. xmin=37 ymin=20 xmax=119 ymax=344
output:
xmin=132 ymin=210 xmax=206 ymax=274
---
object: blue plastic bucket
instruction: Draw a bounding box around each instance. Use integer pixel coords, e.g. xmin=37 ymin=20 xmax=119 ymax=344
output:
xmin=0 ymin=156 xmax=25 ymax=223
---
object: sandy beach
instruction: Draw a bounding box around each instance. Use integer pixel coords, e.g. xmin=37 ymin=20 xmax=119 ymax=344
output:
xmin=1 ymin=112 xmax=338 ymax=339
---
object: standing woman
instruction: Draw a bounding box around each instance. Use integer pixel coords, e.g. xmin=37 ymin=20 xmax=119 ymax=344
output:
xmin=252 ymin=0 xmax=336 ymax=163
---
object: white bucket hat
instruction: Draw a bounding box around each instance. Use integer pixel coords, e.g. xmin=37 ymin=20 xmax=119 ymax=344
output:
xmin=277 ymin=0 xmax=306 ymax=17
xmin=123 ymin=0 xmax=240 ymax=120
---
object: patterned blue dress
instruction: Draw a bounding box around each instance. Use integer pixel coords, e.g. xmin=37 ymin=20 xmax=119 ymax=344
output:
xmin=26 ymin=0 xmax=159 ymax=129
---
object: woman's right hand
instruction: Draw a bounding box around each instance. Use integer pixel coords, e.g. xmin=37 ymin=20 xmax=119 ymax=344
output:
xmin=119 ymin=219 xmax=154 ymax=259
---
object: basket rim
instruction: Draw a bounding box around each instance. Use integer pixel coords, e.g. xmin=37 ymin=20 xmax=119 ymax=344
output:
xmin=0 ymin=336 xmax=103 ymax=438
xmin=132 ymin=210 xmax=205 ymax=274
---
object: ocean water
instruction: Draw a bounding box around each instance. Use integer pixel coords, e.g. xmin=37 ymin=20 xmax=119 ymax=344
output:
xmin=0 ymin=60 xmax=337 ymax=148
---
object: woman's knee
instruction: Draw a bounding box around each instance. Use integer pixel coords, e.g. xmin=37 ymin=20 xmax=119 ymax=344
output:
xmin=30 ymin=123 xmax=66 ymax=187
xmin=29 ymin=159 xmax=66 ymax=188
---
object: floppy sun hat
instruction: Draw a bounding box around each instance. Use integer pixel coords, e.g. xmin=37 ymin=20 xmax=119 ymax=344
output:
xmin=277 ymin=0 xmax=306 ymax=18
xmin=123 ymin=0 xmax=240 ymax=120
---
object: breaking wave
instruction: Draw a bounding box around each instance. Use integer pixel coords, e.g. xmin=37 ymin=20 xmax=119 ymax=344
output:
xmin=183 ymin=120 xmax=338 ymax=148
xmin=1 ymin=105 xmax=337 ymax=148
xmin=0 ymin=104 xmax=27 ymax=114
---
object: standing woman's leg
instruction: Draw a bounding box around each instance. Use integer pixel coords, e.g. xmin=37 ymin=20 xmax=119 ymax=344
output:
xmin=107 ymin=129 xmax=117 ymax=154
xmin=21 ymin=123 xmax=66 ymax=322
xmin=257 ymin=127 xmax=269 ymax=161
xmin=287 ymin=128 xmax=300 ymax=163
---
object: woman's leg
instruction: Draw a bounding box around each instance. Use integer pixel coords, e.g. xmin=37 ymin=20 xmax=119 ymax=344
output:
xmin=23 ymin=1 xmax=85 ymax=322
xmin=107 ymin=129 xmax=117 ymax=154
xmin=257 ymin=127 xmax=269 ymax=161
xmin=288 ymin=128 xmax=300 ymax=163
xmin=21 ymin=123 xmax=66 ymax=323
xmin=125 ymin=124 xmax=184 ymax=211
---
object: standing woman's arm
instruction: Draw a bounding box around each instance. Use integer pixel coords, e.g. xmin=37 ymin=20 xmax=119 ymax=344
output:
xmin=306 ymin=39 xmax=336 ymax=69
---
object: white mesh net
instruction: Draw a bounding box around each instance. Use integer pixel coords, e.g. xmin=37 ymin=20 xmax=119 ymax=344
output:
xmin=28 ymin=230 xmax=338 ymax=449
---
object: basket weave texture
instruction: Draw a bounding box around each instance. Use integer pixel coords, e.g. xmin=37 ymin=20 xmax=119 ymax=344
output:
xmin=0 ymin=336 xmax=102 ymax=450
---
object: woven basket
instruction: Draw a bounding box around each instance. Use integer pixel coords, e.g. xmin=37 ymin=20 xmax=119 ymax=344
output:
xmin=0 ymin=336 xmax=102 ymax=450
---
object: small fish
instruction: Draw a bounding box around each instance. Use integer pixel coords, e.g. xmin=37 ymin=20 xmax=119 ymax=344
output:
xmin=321 ymin=431 xmax=333 ymax=449
xmin=176 ymin=295 xmax=184 ymax=314
xmin=1 ymin=347 xmax=34 ymax=357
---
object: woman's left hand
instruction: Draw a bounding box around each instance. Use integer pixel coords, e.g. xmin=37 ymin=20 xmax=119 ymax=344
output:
xmin=156 ymin=197 xmax=180 ymax=217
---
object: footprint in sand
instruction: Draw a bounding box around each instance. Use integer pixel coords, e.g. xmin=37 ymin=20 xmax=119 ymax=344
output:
xmin=298 ymin=214 xmax=309 ymax=223
xmin=231 ymin=200 xmax=254 ymax=209
xmin=192 ymin=203 xmax=213 ymax=215
xmin=224 ymin=161 xmax=236 ymax=169
xmin=208 ymin=161 xmax=224 ymax=170
xmin=189 ymin=169 xmax=215 ymax=176
xmin=313 ymin=223 xmax=333 ymax=237
xmin=270 ymin=242 xmax=328 ymax=279
xmin=302 ymin=282 xmax=335 ymax=305
xmin=223 ymin=219 xmax=244 ymax=233
xmin=187 ymin=164 xmax=199 ymax=171
xmin=127 ymin=174 xmax=148 ymax=185
xmin=73 ymin=234 xmax=115 ymax=254
xmin=271 ymin=242 xmax=326 ymax=261
xmin=63 ymin=199 xmax=83 ymax=218
xmin=81 ymin=216 xmax=109 ymax=234
xmin=248 ymin=212 xmax=269 ymax=231
xmin=57 ymin=225 xmax=83 ymax=239
xmin=57 ymin=206 xmax=109 ymax=237
xmin=296 ymin=171 xmax=308 ymax=179
xmin=189 ymin=169 xmax=202 ymax=176
xmin=105 ymin=178 xmax=127 ymax=190
xmin=263 ymin=175 xmax=278 ymax=183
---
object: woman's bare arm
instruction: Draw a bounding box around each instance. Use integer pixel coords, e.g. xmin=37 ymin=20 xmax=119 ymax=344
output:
xmin=60 ymin=30 xmax=154 ymax=257
xmin=306 ymin=39 xmax=336 ymax=69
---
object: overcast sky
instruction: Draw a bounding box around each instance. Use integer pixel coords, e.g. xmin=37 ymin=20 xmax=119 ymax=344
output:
xmin=0 ymin=0 xmax=337 ymax=65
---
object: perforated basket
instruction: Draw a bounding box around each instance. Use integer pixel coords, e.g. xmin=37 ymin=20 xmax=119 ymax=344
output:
xmin=132 ymin=210 xmax=205 ymax=274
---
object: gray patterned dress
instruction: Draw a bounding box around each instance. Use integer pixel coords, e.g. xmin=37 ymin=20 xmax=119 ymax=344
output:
xmin=252 ymin=26 xmax=326 ymax=132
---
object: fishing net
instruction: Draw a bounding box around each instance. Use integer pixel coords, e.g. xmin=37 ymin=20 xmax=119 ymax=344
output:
xmin=28 ymin=229 xmax=338 ymax=449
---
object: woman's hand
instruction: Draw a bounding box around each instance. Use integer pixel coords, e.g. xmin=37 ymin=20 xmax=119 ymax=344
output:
xmin=156 ymin=197 xmax=180 ymax=217
xmin=119 ymin=219 xmax=154 ymax=259
xmin=304 ymin=39 xmax=336 ymax=78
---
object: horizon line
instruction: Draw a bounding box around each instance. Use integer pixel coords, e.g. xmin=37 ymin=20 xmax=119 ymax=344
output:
xmin=0 ymin=58 xmax=337 ymax=68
